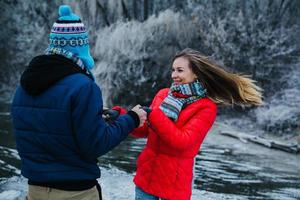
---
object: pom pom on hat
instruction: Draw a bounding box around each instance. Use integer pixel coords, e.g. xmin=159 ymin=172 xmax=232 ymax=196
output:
xmin=58 ymin=5 xmax=80 ymax=21
xmin=59 ymin=5 xmax=71 ymax=16
xmin=48 ymin=5 xmax=94 ymax=70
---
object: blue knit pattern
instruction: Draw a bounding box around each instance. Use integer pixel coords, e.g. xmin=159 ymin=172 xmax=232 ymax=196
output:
xmin=45 ymin=47 xmax=85 ymax=69
xmin=160 ymin=81 xmax=207 ymax=121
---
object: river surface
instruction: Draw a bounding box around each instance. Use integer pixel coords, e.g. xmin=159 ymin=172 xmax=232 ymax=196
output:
xmin=0 ymin=102 xmax=299 ymax=200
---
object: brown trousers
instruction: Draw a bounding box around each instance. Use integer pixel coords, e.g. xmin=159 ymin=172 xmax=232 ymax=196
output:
xmin=25 ymin=185 xmax=101 ymax=200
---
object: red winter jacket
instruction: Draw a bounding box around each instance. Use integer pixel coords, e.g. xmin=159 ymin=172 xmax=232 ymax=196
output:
xmin=132 ymin=88 xmax=217 ymax=200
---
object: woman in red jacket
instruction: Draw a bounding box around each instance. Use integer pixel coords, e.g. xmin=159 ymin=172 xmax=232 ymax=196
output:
xmin=132 ymin=48 xmax=263 ymax=200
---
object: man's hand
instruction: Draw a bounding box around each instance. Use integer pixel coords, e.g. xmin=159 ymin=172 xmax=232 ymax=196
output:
xmin=131 ymin=105 xmax=147 ymax=127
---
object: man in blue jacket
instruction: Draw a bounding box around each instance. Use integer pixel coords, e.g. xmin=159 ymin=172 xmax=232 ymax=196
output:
xmin=11 ymin=5 xmax=146 ymax=200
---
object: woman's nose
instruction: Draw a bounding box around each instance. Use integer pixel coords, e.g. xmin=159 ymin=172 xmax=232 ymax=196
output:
xmin=171 ymin=71 xmax=177 ymax=78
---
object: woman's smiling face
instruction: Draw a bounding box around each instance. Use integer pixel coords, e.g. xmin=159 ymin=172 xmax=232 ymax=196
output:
xmin=171 ymin=57 xmax=197 ymax=85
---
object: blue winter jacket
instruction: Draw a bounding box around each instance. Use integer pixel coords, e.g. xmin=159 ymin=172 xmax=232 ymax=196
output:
xmin=11 ymin=55 xmax=136 ymax=182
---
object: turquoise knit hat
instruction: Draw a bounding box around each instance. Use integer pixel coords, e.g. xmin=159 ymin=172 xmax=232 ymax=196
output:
xmin=49 ymin=5 xmax=94 ymax=70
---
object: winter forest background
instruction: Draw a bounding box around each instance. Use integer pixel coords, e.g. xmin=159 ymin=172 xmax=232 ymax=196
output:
xmin=1 ymin=0 xmax=299 ymax=139
xmin=0 ymin=1 xmax=300 ymax=199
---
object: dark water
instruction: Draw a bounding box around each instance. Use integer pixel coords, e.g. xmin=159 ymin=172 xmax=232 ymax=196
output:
xmin=0 ymin=102 xmax=300 ymax=200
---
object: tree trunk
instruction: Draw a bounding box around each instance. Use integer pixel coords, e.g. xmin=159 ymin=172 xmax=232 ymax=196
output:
xmin=121 ymin=0 xmax=130 ymax=20
xmin=143 ymin=0 xmax=148 ymax=21
xmin=133 ymin=0 xmax=137 ymax=20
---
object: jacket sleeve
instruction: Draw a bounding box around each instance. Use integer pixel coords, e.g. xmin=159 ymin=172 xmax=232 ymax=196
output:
xmin=71 ymin=81 xmax=136 ymax=160
xmin=148 ymin=102 xmax=217 ymax=151
xmin=130 ymin=122 xmax=149 ymax=138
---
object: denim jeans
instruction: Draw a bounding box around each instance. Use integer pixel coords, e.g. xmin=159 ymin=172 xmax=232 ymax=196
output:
xmin=135 ymin=187 xmax=161 ymax=200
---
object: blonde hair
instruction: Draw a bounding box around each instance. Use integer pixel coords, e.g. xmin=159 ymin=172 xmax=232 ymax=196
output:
xmin=173 ymin=48 xmax=263 ymax=106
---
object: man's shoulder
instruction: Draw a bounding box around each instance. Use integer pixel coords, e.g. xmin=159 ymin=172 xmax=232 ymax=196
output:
xmin=63 ymin=73 xmax=93 ymax=84
xmin=59 ymin=73 xmax=96 ymax=89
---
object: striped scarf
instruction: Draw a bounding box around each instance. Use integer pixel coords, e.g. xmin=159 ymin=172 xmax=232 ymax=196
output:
xmin=159 ymin=81 xmax=207 ymax=121
xmin=45 ymin=47 xmax=94 ymax=79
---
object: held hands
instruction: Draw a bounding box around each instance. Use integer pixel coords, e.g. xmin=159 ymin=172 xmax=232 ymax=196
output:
xmin=131 ymin=105 xmax=147 ymax=127
xmin=104 ymin=105 xmax=151 ymax=127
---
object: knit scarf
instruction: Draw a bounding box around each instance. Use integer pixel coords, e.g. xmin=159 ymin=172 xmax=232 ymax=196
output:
xmin=159 ymin=81 xmax=207 ymax=121
xmin=45 ymin=47 xmax=94 ymax=79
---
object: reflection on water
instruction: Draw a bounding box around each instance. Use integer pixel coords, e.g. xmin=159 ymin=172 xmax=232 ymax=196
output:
xmin=99 ymin=136 xmax=300 ymax=200
xmin=195 ymin=146 xmax=300 ymax=199
xmin=1 ymin=102 xmax=300 ymax=199
xmin=98 ymin=137 xmax=146 ymax=173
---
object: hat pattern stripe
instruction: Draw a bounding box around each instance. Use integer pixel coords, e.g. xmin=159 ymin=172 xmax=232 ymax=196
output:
xmin=56 ymin=20 xmax=82 ymax=23
xmin=51 ymin=30 xmax=86 ymax=34
xmin=53 ymin=23 xmax=85 ymax=27
xmin=51 ymin=26 xmax=87 ymax=34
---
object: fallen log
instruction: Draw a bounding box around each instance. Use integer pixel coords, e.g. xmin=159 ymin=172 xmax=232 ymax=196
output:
xmin=220 ymin=131 xmax=300 ymax=154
